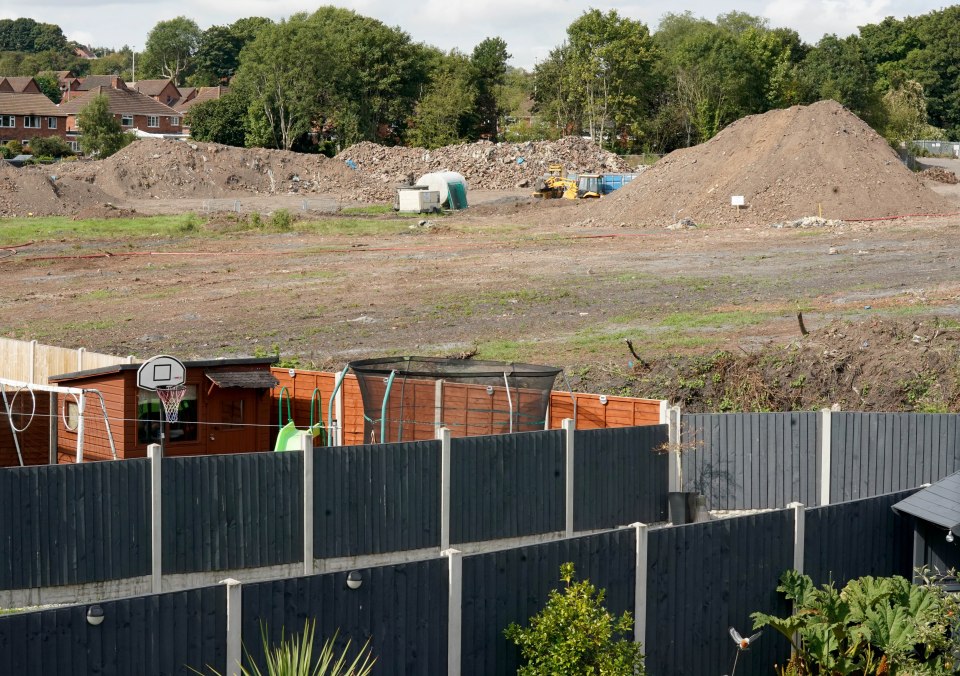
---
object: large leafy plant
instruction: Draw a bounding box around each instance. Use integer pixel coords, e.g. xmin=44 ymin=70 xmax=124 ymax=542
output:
xmin=751 ymin=569 xmax=959 ymax=675
xmin=504 ymin=562 xmax=646 ymax=675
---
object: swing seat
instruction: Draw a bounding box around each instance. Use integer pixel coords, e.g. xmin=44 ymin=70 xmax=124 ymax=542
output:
xmin=274 ymin=421 xmax=310 ymax=452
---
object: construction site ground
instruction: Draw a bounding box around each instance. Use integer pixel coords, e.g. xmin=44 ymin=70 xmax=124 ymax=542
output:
xmin=3 ymin=176 xmax=960 ymax=412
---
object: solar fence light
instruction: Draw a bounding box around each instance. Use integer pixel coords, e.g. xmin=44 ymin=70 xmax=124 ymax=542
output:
xmin=86 ymin=605 xmax=104 ymax=626
xmin=346 ymin=570 xmax=363 ymax=590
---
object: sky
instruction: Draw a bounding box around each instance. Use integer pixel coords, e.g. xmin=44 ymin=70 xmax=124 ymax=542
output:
xmin=0 ymin=0 xmax=951 ymax=69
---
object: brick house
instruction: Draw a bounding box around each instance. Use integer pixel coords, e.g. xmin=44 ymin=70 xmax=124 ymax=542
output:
xmin=61 ymin=75 xmax=126 ymax=102
xmin=0 ymin=92 xmax=67 ymax=146
xmin=176 ymin=85 xmax=229 ymax=117
xmin=0 ymin=77 xmax=43 ymax=94
xmin=132 ymin=78 xmax=182 ymax=107
xmin=58 ymin=83 xmax=186 ymax=144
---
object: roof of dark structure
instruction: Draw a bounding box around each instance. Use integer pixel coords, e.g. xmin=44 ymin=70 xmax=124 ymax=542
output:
xmin=892 ymin=470 xmax=960 ymax=530
xmin=205 ymin=370 xmax=280 ymax=389
xmin=49 ymin=357 xmax=278 ymax=383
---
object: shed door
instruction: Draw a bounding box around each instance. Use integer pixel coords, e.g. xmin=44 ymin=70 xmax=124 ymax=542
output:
xmin=205 ymin=389 xmax=257 ymax=454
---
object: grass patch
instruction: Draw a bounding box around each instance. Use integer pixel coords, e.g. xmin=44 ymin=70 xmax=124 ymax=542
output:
xmin=339 ymin=204 xmax=395 ymax=215
xmin=0 ymin=215 xmax=205 ymax=245
xmin=659 ymin=310 xmax=767 ymax=330
xmin=296 ymin=218 xmax=413 ymax=237
xmin=79 ymin=289 xmax=115 ymax=301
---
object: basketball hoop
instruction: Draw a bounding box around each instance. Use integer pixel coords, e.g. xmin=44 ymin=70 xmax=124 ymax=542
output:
xmin=156 ymin=384 xmax=187 ymax=423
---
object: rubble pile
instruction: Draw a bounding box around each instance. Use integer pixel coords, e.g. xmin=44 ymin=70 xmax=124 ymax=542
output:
xmin=919 ymin=166 xmax=959 ymax=184
xmin=586 ymin=100 xmax=953 ymax=227
xmin=58 ymin=138 xmax=395 ymax=202
xmin=0 ymin=161 xmax=118 ymax=217
xmin=336 ymin=136 xmax=628 ymax=190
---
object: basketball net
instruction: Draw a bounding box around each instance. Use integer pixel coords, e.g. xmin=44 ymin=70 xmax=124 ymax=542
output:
xmin=156 ymin=384 xmax=187 ymax=423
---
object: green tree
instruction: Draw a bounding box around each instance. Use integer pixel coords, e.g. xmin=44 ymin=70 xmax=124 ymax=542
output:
xmin=505 ymin=563 xmax=646 ymax=676
xmin=190 ymin=26 xmax=240 ymax=86
xmin=0 ymin=18 xmax=67 ymax=53
xmin=89 ymin=48 xmax=132 ymax=79
xmin=534 ymin=10 xmax=658 ymax=151
xmin=185 ymin=93 xmax=247 ymax=146
xmin=469 ymin=37 xmax=511 ymax=140
xmin=141 ymin=16 xmax=202 ymax=84
xmin=407 ymin=50 xmax=477 ymax=148
xmin=76 ymin=94 xmax=133 ymax=158
xmin=34 ymin=73 xmax=61 ymax=103
xmin=798 ymin=34 xmax=883 ymax=123
xmin=231 ymin=15 xmax=323 ymax=150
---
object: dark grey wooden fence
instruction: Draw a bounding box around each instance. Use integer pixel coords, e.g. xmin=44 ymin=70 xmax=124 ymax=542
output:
xmin=0 ymin=585 xmax=225 ymax=675
xmin=241 ymin=558 xmax=448 ymax=676
xmin=313 ymin=441 xmax=440 ymax=557
xmin=682 ymin=412 xmax=820 ymax=510
xmin=645 ymin=510 xmax=794 ymax=676
xmin=804 ymin=489 xmax=917 ymax=586
xmin=0 ymin=460 xmax=150 ymax=589
xmin=574 ymin=425 xmax=668 ymax=530
xmin=451 ymin=430 xmax=565 ymax=543
xmin=162 ymin=452 xmax=303 ymax=574
xmin=830 ymin=413 xmax=960 ymax=502
xmin=460 ymin=528 xmax=637 ymax=676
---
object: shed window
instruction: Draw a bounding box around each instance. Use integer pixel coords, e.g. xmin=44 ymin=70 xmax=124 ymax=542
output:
xmin=137 ymin=385 xmax=198 ymax=444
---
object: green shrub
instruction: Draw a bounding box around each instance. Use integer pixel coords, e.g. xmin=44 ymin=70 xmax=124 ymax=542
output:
xmin=28 ymin=136 xmax=73 ymax=158
xmin=4 ymin=140 xmax=22 ymax=157
xmin=270 ymin=209 xmax=293 ymax=231
xmin=177 ymin=213 xmax=202 ymax=233
xmin=505 ymin=562 xmax=646 ymax=676
xmin=752 ymin=568 xmax=960 ymax=675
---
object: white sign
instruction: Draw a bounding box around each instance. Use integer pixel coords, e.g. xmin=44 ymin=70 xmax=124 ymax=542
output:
xmin=731 ymin=195 xmax=745 ymax=206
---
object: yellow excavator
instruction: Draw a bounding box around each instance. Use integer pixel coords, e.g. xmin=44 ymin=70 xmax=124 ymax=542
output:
xmin=532 ymin=164 xmax=601 ymax=200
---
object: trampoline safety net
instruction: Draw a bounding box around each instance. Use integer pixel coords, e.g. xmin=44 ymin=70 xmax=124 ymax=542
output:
xmin=348 ymin=357 xmax=562 ymax=444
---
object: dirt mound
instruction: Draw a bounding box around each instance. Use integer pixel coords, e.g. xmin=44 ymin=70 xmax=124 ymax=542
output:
xmin=632 ymin=318 xmax=960 ymax=412
xmin=0 ymin=162 xmax=120 ymax=217
xmin=585 ymin=100 xmax=954 ymax=227
xmin=58 ymin=138 xmax=393 ymax=203
xmin=919 ymin=167 xmax=959 ymax=184
xmin=336 ymin=136 xmax=627 ymax=190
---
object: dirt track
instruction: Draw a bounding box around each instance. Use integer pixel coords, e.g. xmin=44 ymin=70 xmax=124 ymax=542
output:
xmin=3 ymin=195 xmax=960 ymax=400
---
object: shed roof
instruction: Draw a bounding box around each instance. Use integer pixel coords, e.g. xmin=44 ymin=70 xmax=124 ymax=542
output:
xmin=59 ymin=86 xmax=180 ymax=116
xmin=49 ymin=357 xmax=278 ymax=383
xmin=206 ymin=370 xmax=279 ymax=389
xmin=892 ymin=470 xmax=960 ymax=530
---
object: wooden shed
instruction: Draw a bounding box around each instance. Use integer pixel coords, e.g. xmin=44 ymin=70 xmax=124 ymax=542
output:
xmin=892 ymin=472 xmax=960 ymax=583
xmin=48 ymin=357 xmax=278 ymax=462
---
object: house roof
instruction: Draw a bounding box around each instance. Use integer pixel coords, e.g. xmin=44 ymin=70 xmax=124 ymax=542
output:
xmin=0 ymin=92 xmax=62 ymax=116
xmin=178 ymin=87 xmax=197 ymax=102
xmin=0 ymin=77 xmax=40 ymax=93
xmin=892 ymin=470 xmax=960 ymax=531
xmin=176 ymin=86 xmax=229 ymax=113
xmin=133 ymin=79 xmax=179 ymax=97
xmin=48 ymin=357 xmax=279 ymax=384
xmin=58 ymin=86 xmax=181 ymax=116
xmin=76 ymin=75 xmax=126 ymax=91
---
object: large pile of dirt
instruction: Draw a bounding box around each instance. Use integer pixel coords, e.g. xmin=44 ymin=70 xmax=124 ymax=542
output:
xmin=587 ymin=100 xmax=954 ymax=227
xmin=336 ymin=136 xmax=627 ymax=189
xmin=58 ymin=138 xmax=394 ymax=202
xmin=631 ymin=317 xmax=960 ymax=413
xmin=0 ymin=161 xmax=119 ymax=217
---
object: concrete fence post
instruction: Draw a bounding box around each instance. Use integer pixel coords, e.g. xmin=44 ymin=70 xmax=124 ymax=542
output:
xmin=148 ymin=443 xmax=162 ymax=594
xmin=443 ymin=548 xmax=463 ymax=676
xmin=221 ymin=577 xmax=242 ymax=676
xmin=668 ymin=405 xmax=682 ymax=492
xmin=302 ymin=432 xmax=314 ymax=575
xmin=632 ymin=522 xmax=649 ymax=646
xmin=787 ymin=502 xmax=805 ymax=652
xmin=563 ymin=418 xmax=575 ymax=536
xmin=439 ymin=427 xmax=451 ymax=551
xmin=819 ymin=409 xmax=832 ymax=506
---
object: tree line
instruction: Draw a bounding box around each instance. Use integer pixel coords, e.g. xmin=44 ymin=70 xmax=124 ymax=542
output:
xmin=2 ymin=7 xmax=959 ymax=153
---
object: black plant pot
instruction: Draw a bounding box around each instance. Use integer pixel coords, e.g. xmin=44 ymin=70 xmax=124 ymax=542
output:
xmin=668 ymin=491 xmax=692 ymax=525
xmin=688 ymin=492 xmax=708 ymax=523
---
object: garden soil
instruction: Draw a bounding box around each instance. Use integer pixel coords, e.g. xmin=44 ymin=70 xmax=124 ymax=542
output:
xmin=583 ymin=100 xmax=954 ymax=228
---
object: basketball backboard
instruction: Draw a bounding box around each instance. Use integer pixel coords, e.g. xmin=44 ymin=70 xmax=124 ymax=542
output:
xmin=137 ymin=355 xmax=187 ymax=391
